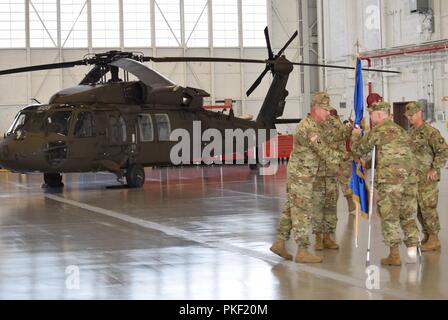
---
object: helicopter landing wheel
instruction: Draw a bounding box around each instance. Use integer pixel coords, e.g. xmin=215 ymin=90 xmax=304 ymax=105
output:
xmin=126 ymin=164 xmax=145 ymax=188
xmin=248 ymin=148 xmax=260 ymax=171
xmin=249 ymin=163 xmax=259 ymax=171
xmin=43 ymin=173 xmax=64 ymax=188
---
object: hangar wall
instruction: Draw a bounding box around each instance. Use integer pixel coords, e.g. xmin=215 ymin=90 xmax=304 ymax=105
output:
xmin=0 ymin=0 xmax=318 ymax=135
xmin=323 ymin=0 xmax=448 ymax=138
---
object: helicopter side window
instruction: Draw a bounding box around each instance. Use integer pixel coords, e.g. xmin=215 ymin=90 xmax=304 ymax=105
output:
xmin=155 ymin=114 xmax=171 ymax=141
xmin=46 ymin=111 xmax=72 ymax=136
xmin=138 ymin=114 xmax=154 ymax=142
xmin=119 ymin=116 xmax=127 ymax=142
xmin=74 ymin=112 xmax=94 ymax=138
xmin=109 ymin=115 xmax=127 ymax=143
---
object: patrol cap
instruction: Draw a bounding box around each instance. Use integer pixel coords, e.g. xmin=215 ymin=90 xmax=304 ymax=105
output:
xmin=369 ymin=101 xmax=391 ymax=113
xmin=312 ymin=92 xmax=333 ymax=111
xmin=405 ymin=102 xmax=422 ymax=117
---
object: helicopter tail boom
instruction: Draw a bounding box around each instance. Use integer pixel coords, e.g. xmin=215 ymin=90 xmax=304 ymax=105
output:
xmin=255 ymin=57 xmax=293 ymax=129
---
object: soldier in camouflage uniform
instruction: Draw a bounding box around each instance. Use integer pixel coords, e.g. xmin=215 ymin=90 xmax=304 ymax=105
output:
xmin=405 ymin=102 xmax=448 ymax=252
xmin=328 ymin=110 xmax=356 ymax=214
xmin=312 ymin=110 xmax=353 ymax=250
xmin=339 ymin=160 xmax=357 ymax=215
xmin=270 ymin=92 xmax=345 ymax=264
xmin=352 ymin=101 xmax=419 ymax=266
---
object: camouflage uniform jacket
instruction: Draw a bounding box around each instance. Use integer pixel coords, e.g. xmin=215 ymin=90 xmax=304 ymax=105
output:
xmin=408 ymin=122 xmax=448 ymax=178
xmin=352 ymin=119 xmax=417 ymax=185
xmin=287 ymin=115 xmax=344 ymax=181
xmin=318 ymin=115 xmax=352 ymax=177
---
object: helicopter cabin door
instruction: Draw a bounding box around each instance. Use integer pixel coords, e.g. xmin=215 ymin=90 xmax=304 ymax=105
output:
xmin=43 ymin=109 xmax=73 ymax=170
xmin=93 ymin=110 xmax=130 ymax=168
xmin=66 ymin=110 xmax=97 ymax=171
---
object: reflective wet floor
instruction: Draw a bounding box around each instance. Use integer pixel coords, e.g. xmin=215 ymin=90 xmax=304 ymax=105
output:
xmin=0 ymin=165 xmax=446 ymax=300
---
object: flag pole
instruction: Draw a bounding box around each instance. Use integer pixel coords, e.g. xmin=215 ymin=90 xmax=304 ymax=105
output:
xmin=366 ymin=146 xmax=376 ymax=266
xmin=355 ymin=201 xmax=360 ymax=249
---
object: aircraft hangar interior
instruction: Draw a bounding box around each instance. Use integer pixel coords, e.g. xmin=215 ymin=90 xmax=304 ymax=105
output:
xmin=0 ymin=0 xmax=447 ymax=303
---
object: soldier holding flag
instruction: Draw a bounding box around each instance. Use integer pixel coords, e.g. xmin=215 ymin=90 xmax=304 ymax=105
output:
xmin=351 ymin=101 xmax=420 ymax=266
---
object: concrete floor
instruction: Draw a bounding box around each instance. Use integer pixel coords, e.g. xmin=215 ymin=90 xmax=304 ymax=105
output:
xmin=0 ymin=164 xmax=446 ymax=300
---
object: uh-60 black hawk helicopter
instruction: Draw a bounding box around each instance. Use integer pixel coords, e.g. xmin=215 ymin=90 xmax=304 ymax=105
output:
xmin=0 ymin=28 xmax=397 ymax=189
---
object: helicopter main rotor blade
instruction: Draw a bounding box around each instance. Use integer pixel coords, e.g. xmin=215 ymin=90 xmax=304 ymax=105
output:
xmin=290 ymin=61 xmax=400 ymax=74
xmin=147 ymin=56 xmax=399 ymax=74
xmin=246 ymin=67 xmax=270 ymax=97
xmin=0 ymin=52 xmax=400 ymax=78
xmin=276 ymin=31 xmax=299 ymax=57
xmin=0 ymin=60 xmax=87 ymax=76
xmin=146 ymin=57 xmax=268 ymax=64
xmin=264 ymin=27 xmax=274 ymax=61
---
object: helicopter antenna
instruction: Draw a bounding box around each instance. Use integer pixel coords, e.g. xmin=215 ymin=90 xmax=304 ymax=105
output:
xmin=31 ymin=98 xmax=41 ymax=104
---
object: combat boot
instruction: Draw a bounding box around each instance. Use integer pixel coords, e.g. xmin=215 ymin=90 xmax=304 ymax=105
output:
xmin=421 ymin=234 xmax=441 ymax=252
xmin=315 ymin=233 xmax=324 ymax=251
xmin=270 ymin=239 xmax=293 ymax=260
xmin=323 ymin=234 xmax=339 ymax=250
xmin=345 ymin=196 xmax=356 ymax=215
xmin=381 ymin=246 xmax=401 ymax=266
xmin=295 ymin=248 xmax=323 ymax=264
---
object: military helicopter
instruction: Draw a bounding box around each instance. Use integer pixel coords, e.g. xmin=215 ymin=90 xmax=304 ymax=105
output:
xmin=0 ymin=28 xmax=397 ymax=188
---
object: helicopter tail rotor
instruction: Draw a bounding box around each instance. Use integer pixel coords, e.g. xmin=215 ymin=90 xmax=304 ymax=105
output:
xmin=264 ymin=27 xmax=275 ymax=61
xmin=246 ymin=28 xmax=298 ymax=97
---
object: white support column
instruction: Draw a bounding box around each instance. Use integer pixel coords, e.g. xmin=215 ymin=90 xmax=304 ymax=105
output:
xmin=435 ymin=0 xmax=442 ymax=40
xmin=57 ymin=0 xmax=63 ymax=90
xmin=380 ymin=0 xmax=389 ymax=100
xmin=119 ymin=0 xmax=124 ymax=51
xmin=267 ymin=0 xmax=272 ymax=31
xmin=299 ymin=0 xmax=311 ymax=116
xmin=345 ymin=0 xmax=355 ymax=58
xmin=150 ymin=0 xmax=156 ymax=70
xmin=25 ymin=0 xmax=31 ymax=103
xmin=57 ymin=0 xmax=61 ymax=48
xmin=87 ymin=0 xmax=92 ymax=53
xmin=208 ymin=0 xmax=215 ymax=104
xmin=180 ymin=0 xmax=187 ymax=87
xmin=238 ymin=0 xmax=245 ymax=115
xmin=317 ymin=0 xmax=324 ymax=91
xmin=322 ymin=0 xmax=329 ymax=90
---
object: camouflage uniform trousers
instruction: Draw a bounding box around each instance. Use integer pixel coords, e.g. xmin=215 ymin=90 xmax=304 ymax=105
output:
xmin=376 ymin=181 xmax=419 ymax=247
xmin=337 ymin=159 xmax=353 ymax=198
xmin=312 ymin=176 xmax=338 ymax=234
xmin=416 ymin=176 xmax=441 ymax=234
xmin=276 ymin=178 xmax=314 ymax=248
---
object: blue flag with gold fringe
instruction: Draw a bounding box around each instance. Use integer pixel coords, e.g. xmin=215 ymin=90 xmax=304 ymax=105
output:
xmin=349 ymin=56 xmax=369 ymax=217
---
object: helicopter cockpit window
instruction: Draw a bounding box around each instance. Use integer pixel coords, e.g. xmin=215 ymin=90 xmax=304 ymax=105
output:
xmin=109 ymin=115 xmax=127 ymax=143
xmin=7 ymin=111 xmax=47 ymax=135
xmin=46 ymin=111 xmax=72 ymax=136
xmin=8 ymin=113 xmax=27 ymax=134
xmin=74 ymin=112 xmax=94 ymax=138
xmin=155 ymin=114 xmax=171 ymax=141
xmin=138 ymin=114 xmax=154 ymax=142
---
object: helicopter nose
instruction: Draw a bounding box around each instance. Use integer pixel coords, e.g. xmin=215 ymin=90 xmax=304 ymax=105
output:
xmin=0 ymin=136 xmax=49 ymax=172
xmin=0 ymin=141 xmax=13 ymax=168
